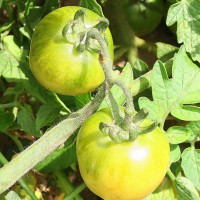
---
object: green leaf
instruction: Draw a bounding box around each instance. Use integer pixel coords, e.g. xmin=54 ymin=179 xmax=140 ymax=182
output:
xmin=156 ymin=42 xmax=178 ymax=62
xmin=133 ymin=59 xmax=149 ymax=79
xmin=175 ymin=176 xmax=200 ymax=200
xmin=5 ymin=191 xmax=21 ymax=200
xmin=181 ymin=147 xmax=200 ymax=190
xmin=99 ymin=62 xmax=134 ymax=110
xmin=166 ymin=0 xmax=200 ymax=62
xmin=41 ymin=0 xmax=60 ymax=18
xmin=0 ymin=22 xmax=13 ymax=33
xmin=1 ymin=36 xmax=68 ymax=111
xmin=166 ymin=126 xmax=190 ymax=144
xmin=17 ymin=104 xmax=40 ymax=137
xmin=80 ymin=0 xmax=104 ymax=16
xmin=144 ymin=177 xmax=176 ymax=200
xmin=186 ymin=121 xmax=200 ymax=142
xmin=170 ymin=144 xmax=181 ymax=164
xmin=2 ymin=35 xmax=27 ymax=61
xmin=139 ymin=46 xmax=200 ymax=123
xmin=35 ymin=138 xmax=76 ymax=173
xmin=18 ymin=0 xmax=60 ymax=39
xmin=75 ymin=93 xmax=92 ymax=109
xmin=0 ymin=111 xmax=14 ymax=131
xmin=0 ymin=36 xmax=27 ymax=82
xmin=36 ymin=104 xmax=62 ymax=130
xmin=171 ymin=106 xmax=200 ymax=121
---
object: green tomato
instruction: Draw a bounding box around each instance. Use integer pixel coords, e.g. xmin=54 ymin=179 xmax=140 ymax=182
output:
xmin=123 ymin=0 xmax=164 ymax=36
xmin=30 ymin=6 xmax=114 ymax=96
xmin=76 ymin=108 xmax=170 ymax=200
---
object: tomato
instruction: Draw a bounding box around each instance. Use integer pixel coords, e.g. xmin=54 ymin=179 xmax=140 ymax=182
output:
xmin=123 ymin=0 xmax=164 ymax=36
xmin=76 ymin=108 xmax=170 ymax=200
xmin=30 ymin=6 xmax=114 ymax=95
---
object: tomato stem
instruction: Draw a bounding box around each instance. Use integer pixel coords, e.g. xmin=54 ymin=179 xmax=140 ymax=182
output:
xmin=63 ymin=182 xmax=86 ymax=200
xmin=86 ymin=21 xmax=158 ymax=141
xmin=88 ymin=28 xmax=135 ymax=122
xmin=0 ymin=153 xmax=39 ymax=200
xmin=0 ymin=83 xmax=107 ymax=194
xmin=167 ymin=169 xmax=176 ymax=182
xmin=54 ymin=170 xmax=83 ymax=200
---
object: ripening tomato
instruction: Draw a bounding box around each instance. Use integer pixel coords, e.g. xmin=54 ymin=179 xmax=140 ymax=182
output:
xmin=76 ymin=108 xmax=170 ymax=200
xmin=123 ymin=0 xmax=164 ymax=36
xmin=30 ymin=6 xmax=114 ymax=95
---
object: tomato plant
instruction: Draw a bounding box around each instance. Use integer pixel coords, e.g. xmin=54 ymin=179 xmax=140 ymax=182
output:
xmin=122 ymin=0 xmax=164 ymax=36
xmin=76 ymin=108 xmax=170 ymax=200
xmin=1 ymin=0 xmax=200 ymax=199
xmin=30 ymin=6 xmax=114 ymax=96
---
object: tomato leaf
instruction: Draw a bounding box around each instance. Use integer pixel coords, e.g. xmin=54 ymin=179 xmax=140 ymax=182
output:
xmin=80 ymin=0 xmax=104 ymax=17
xmin=166 ymin=126 xmax=191 ymax=144
xmin=1 ymin=35 xmax=70 ymax=115
xmin=35 ymin=137 xmax=76 ymax=173
xmin=156 ymin=42 xmax=178 ymax=62
xmin=0 ymin=36 xmax=27 ymax=82
xmin=139 ymin=46 xmax=200 ymax=123
xmin=5 ymin=191 xmax=21 ymax=200
xmin=75 ymin=93 xmax=92 ymax=109
xmin=40 ymin=0 xmax=60 ymax=18
xmin=36 ymin=104 xmax=62 ymax=130
xmin=175 ymin=176 xmax=200 ymax=200
xmin=17 ymin=104 xmax=40 ymax=137
xmin=133 ymin=59 xmax=149 ymax=79
xmin=18 ymin=0 xmax=60 ymax=39
xmin=144 ymin=177 xmax=176 ymax=200
xmin=170 ymin=144 xmax=181 ymax=164
xmin=98 ymin=62 xmax=134 ymax=110
xmin=166 ymin=0 xmax=200 ymax=62
xmin=181 ymin=147 xmax=200 ymax=190
xmin=0 ymin=111 xmax=14 ymax=131
xmin=186 ymin=121 xmax=200 ymax=142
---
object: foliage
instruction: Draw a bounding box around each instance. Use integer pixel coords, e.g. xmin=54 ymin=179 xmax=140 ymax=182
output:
xmin=0 ymin=0 xmax=200 ymax=199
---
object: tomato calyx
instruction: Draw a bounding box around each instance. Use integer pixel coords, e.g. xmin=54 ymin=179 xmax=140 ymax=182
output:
xmin=99 ymin=108 xmax=158 ymax=142
xmin=62 ymin=9 xmax=109 ymax=54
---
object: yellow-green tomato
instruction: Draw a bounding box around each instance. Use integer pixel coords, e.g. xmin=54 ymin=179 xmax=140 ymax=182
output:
xmin=30 ymin=6 xmax=114 ymax=95
xmin=76 ymin=108 xmax=170 ymax=200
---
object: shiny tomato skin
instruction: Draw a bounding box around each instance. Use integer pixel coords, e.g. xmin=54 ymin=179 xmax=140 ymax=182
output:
xmin=76 ymin=108 xmax=170 ymax=200
xmin=30 ymin=6 xmax=114 ymax=95
xmin=123 ymin=0 xmax=164 ymax=36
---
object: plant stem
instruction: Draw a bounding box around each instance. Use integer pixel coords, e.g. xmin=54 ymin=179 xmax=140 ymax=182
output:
xmin=135 ymin=37 xmax=157 ymax=54
xmin=54 ymin=171 xmax=83 ymax=200
xmin=63 ymin=183 xmax=86 ymax=200
xmin=102 ymin=0 xmax=135 ymax=47
xmin=0 ymin=153 xmax=39 ymax=200
xmin=167 ymin=169 xmax=176 ymax=182
xmin=89 ymin=28 xmax=135 ymax=131
xmin=102 ymin=0 xmax=138 ymax=65
xmin=53 ymin=93 xmax=71 ymax=113
xmin=0 ymin=84 xmax=106 ymax=194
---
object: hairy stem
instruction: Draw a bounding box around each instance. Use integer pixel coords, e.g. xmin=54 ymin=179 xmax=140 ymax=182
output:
xmin=0 ymin=153 xmax=39 ymax=200
xmin=89 ymin=28 xmax=135 ymax=130
xmin=0 ymin=84 xmax=106 ymax=194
